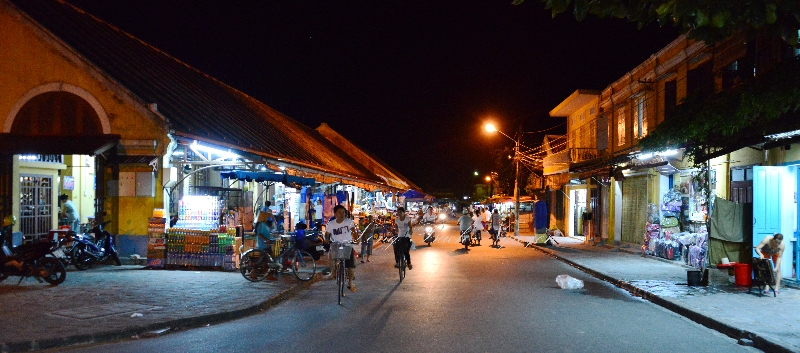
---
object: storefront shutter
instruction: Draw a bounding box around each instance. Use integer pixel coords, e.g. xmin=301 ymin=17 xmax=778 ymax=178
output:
xmin=621 ymin=176 xmax=648 ymax=244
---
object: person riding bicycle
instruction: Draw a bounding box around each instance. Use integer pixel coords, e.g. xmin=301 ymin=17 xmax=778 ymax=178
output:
xmin=471 ymin=209 xmax=484 ymax=245
xmin=457 ymin=209 xmax=473 ymax=246
xmin=325 ymin=205 xmax=358 ymax=292
xmin=393 ymin=207 xmax=414 ymax=270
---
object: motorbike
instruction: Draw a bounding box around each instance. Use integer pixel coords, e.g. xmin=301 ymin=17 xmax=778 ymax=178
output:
xmin=422 ymin=222 xmax=435 ymax=246
xmin=70 ymin=220 xmax=122 ymax=270
xmin=460 ymin=227 xmax=472 ymax=251
xmin=51 ymin=230 xmax=80 ymax=268
xmin=0 ymin=215 xmax=67 ymax=286
xmin=294 ymin=225 xmax=326 ymax=260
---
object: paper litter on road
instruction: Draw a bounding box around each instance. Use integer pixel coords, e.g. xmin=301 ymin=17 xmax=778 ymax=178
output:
xmin=556 ymin=275 xmax=584 ymax=290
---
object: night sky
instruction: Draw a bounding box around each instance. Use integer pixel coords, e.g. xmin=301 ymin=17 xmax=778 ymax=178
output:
xmin=64 ymin=0 xmax=678 ymax=196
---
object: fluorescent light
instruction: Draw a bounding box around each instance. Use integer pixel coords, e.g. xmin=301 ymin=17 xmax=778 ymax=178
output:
xmin=191 ymin=141 xmax=238 ymax=159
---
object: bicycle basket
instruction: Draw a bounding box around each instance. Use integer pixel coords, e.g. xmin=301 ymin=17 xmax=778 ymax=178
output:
xmin=331 ymin=243 xmax=353 ymax=260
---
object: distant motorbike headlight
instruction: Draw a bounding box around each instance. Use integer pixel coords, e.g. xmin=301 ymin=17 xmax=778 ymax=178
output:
xmin=438 ymin=213 xmax=446 ymax=220
xmin=425 ymin=226 xmax=433 ymax=233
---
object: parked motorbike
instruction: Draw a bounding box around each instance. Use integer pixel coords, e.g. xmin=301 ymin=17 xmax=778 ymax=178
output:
xmin=51 ymin=230 xmax=80 ymax=268
xmin=70 ymin=220 xmax=121 ymax=270
xmin=0 ymin=215 xmax=67 ymax=286
xmin=294 ymin=225 xmax=326 ymax=260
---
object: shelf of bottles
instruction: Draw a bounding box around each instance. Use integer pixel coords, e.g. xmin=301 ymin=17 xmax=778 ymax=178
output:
xmin=165 ymin=226 xmax=237 ymax=270
xmin=174 ymin=196 xmax=222 ymax=230
xmin=146 ymin=212 xmax=167 ymax=269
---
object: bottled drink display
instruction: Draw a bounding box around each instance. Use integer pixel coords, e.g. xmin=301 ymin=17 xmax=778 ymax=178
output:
xmin=166 ymin=227 xmax=237 ymax=270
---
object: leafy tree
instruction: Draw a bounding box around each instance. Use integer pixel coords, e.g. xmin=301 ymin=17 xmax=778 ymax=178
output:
xmin=514 ymin=0 xmax=800 ymax=45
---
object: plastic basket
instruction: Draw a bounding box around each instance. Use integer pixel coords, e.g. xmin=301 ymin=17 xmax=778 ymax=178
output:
xmin=331 ymin=243 xmax=353 ymax=260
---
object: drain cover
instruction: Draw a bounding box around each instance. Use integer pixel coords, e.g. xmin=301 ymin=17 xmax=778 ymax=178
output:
xmin=51 ymin=303 xmax=161 ymax=319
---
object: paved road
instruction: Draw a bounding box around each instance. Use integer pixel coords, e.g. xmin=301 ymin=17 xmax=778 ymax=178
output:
xmin=59 ymin=222 xmax=757 ymax=353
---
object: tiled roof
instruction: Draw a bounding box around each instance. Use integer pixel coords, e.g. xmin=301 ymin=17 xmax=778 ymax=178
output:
xmin=9 ymin=0 xmax=385 ymax=185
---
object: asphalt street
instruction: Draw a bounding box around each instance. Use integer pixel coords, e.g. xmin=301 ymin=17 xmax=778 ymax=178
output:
xmin=56 ymin=221 xmax=758 ymax=353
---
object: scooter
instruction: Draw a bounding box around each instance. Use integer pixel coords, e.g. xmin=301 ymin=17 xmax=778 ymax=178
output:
xmin=70 ymin=220 xmax=121 ymax=270
xmin=0 ymin=216 xmax=67 ymax=286
xmin=422 ymin=222 xmax=435 ymax=246
xmin=460 ymin=227 xmax=472 ymax=251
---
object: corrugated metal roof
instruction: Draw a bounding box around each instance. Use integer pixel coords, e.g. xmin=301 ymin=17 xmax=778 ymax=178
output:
xmin=9 ymin=0 xmax=383 ymax=184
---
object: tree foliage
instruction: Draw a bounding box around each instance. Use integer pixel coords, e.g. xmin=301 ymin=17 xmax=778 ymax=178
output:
xmin=514 ymin=0 xmax=800 ymax=45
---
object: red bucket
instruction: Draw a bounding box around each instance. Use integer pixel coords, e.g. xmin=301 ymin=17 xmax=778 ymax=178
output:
xmin=733 ymin=263 xmax=752 ymax=286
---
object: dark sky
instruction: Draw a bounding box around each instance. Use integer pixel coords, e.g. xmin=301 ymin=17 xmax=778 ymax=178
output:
xmin=65 ymin=0 xmax=678 ymax=196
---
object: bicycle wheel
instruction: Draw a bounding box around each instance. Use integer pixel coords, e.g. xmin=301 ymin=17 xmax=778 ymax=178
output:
xmin=292 ymin=250 xmax=316 ymax=281
xmin=399 ymin=257 xmax=406 ymax=282
xmin=240 ymin=250 xmax=269 ymax=282
xmin=337 ymin=260 xmax=346 ymax=305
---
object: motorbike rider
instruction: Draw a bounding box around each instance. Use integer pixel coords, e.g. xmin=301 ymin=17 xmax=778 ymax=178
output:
xmin=421 ymin=207 xmax=437 ymax=224
xmin=457 ymin=209 xmax=473 ymax=246
xmin=471 ymin=209 xmax=484 ymax=245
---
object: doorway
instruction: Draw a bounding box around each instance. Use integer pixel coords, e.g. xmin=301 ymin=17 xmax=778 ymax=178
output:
xmin=19 ymin=174 xmax=53 ymax=242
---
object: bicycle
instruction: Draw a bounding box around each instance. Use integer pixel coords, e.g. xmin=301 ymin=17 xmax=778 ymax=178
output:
xmin=392 ymin=233 xmax=410 ymax=282
xmin=330 ymin=241 xmax=353 ymax=305
xmin=240 ymin=234 xmax=317 ymax=282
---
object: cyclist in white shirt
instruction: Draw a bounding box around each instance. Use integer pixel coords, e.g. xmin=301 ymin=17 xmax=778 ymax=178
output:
xmin=325 ymin=205 xmax=358 ymax=292
xmin=394 ymin=207 xmax=414 ymax=270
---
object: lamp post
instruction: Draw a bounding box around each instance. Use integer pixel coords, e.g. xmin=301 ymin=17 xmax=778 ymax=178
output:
xmin=484 ymin=123 xmax=521 ymax=237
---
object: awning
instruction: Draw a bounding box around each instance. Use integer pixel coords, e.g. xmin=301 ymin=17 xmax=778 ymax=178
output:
xmin=402 ymin=189 xmax=434 ymax=202
xmin=485 ymin=195 xmax=533 ymax=204
xmin=220 ymin=171 xmax=315 ymax=186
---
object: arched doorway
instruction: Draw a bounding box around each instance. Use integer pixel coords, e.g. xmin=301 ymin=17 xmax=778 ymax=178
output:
xmin=0 ymin=84 xmax=119 ymax=241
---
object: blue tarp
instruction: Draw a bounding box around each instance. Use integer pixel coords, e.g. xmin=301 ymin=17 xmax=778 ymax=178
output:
xmin=220 ymin=171 xmax=316 ymax=186
xmin=402 ymin=189 xmax=434 ymax=202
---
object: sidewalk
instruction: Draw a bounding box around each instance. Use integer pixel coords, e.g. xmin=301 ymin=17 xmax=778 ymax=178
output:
xmin=0 ymin=263 xmax=323 ymax=352
xmin=514 ymin=232 xmax=800 ymax=353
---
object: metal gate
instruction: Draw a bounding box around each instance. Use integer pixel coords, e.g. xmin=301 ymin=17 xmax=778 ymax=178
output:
xmin=19 ymin=174 xmax=53 ymax=242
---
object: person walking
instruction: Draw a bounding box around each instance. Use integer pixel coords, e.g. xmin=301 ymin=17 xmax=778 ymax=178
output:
xmin=326 ymin=205 xmax=359 ymax=292
xmin=490 ymin=209 xmax=501 ymax=246
xmin=59 ymin=194 xmax=79 ymax=233
xmin=359 ymin=215 xmax=377 ymax=263
xmin=393 ymin=207 xmax=414 ymax=270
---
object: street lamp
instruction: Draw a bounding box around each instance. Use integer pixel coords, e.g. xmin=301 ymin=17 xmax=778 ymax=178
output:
xmin=484 ymin=122 xmax=521 ymax=238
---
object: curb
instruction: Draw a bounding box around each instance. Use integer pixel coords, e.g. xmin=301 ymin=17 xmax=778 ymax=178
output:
xmin=512 ymin=237 xmax=795 ymax=353
xmin=1 ymin=273 xmax=322 ymax=353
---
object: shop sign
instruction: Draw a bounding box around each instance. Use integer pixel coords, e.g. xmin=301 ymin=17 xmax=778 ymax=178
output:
xmin=63 ymin=176 xmax=74 ymax=190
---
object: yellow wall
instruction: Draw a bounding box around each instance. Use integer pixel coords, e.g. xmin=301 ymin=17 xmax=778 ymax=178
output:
xmin=1 ymin=6 xmax=169 ymax=236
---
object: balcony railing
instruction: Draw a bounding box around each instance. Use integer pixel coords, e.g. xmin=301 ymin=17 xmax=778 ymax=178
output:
xmin=543 ymin=148 xmax=599 ymax=166
xmin=570 ymin=148 xmax=599 ymax=163
xmin=18 ymin=154 xmax=63 ymax=163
